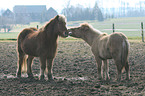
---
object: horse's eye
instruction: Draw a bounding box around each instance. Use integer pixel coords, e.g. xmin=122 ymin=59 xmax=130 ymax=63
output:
xmin=59 ymin=22 xmax=62 ymax=24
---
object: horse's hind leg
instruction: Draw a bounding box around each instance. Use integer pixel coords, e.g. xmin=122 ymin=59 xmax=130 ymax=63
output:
xmin=125 ymin=61 xmax=130 ymax=80
xmin=47 ymin=59 xmax=54 ymax=80
xmin=103 ymin=60 xmax=110 ymax=80
xmin=17 ymin=53 xmax=25 ymax=77
xmin=114 ymin=59 xmax=123 ymax=81
xmin=27 ymin=55 xmax=34 ymax=78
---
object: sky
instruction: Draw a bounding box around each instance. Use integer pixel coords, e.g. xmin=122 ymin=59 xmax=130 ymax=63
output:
xmin=0 ymin=0 xmax=95 ymax=13
xmin=0 ymin=0 xmax=144 ymax=13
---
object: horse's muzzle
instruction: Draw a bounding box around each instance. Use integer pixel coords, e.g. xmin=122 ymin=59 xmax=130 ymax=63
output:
xmin=68 ymin=32 xmax=72 ymax=36
xmin=63 ymin=31 xmax=69 ymax=37
xmin=67 ymin=29 xmax=72 ymax=36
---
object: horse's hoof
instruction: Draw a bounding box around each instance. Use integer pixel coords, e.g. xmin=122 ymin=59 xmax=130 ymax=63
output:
xmin=28 ymin=74 xmax=34 ymax=79
xmin=106 ymin=79 xmax=110 ymax=82
xmin=17 ymin=74 xmax=21 ymax=78
xmin=47 ymin=76 xmax=54 ymax=81
xmin=48 ymin=74 xmax=53 ymax=81
xmin=39 ymin=79 xmax=46 ymax=82
xmin=28 ymin=76 xmax=34 ymax=79
xmin=48 ymin=78 xmax=55 ymax=83
xmin=105 ymin=76 xmax=110 ymax=80
xmin=117 ymin=78 xmax=121 ymax=82
xmin=48 ymin=78 xmax=54 ymax=81
xmin=125 ymin=77 xmax=130 ymax=81
xmin=39 ymin=75 xmax=45 ymax=80
xmin=98 ymin=77 xmax=102 ymax=81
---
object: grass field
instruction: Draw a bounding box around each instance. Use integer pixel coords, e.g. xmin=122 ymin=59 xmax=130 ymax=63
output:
xmin=0 ymin=17 xmax=145 ymax=41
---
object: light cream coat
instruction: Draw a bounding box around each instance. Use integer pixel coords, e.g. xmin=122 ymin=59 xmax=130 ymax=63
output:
xmin=69 ymin=23 xmax=130 ymax=81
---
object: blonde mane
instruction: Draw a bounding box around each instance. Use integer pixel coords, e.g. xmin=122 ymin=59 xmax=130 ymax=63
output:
xmin=80 ymin=23 xmax=102 ymax=34
xmin=58 ymin=15 xmax=66 ymax=23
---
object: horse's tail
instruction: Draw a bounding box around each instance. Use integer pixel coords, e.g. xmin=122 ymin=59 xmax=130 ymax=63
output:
xmin=17 ymin=32 xmax=27 ymax=73
xmin=18 ymin=28 xmax=34 ymax=41
xmin=21 ymin=55 xmax=27 ymax=73
xmin=121 ymin=36 xmax=129 ymax=71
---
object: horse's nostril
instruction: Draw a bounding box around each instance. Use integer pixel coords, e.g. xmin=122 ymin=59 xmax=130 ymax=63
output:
xmin=69 ymin=32 xmax=72 ymax=35
xmin=65 ymin=32 xmax=68 ymax=37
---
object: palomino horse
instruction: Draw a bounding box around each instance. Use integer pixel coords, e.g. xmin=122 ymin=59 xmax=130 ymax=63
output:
xmin=17 ymin=15 xmax=68 ymax=80
xmin=68 ymin=23 xmax=130 ymax=81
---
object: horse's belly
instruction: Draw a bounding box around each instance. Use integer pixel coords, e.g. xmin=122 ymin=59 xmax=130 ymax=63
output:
xmin=99 ymin=49 xmax=112 ymax=60
xmin=22 ymin=43 xmax=39 ymax=57
xmin=23 ymin=48 xmax=38 ymax=56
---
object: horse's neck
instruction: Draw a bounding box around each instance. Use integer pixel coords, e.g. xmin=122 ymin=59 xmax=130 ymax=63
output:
xmin=39 ymin=26 xmax=58 ymax=44
xmin=82 ymin=30 xmax=101 ymax=46
xmin=45 ymin=31 xmax=58 ymax=42
xmin=44 ymin=22 xmax=58 ymax=41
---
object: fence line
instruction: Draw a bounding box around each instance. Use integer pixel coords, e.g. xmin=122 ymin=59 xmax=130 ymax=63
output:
xmin=103 ymin=29 xmax=144 ymax=31
xmin=141 ymin=22 xmax=144 ymax=42
xmin=110 ymin=22 xmax=144 ymax=42
xmin=0 ymin=23 xmax=144 ymax=42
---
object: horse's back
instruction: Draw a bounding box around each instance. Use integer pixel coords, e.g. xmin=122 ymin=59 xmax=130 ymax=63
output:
xmin=109 ymin=32 xmax=128 ymax=48
xmin=18 ymin=28 xmax=36 ymax=41
xmin=17 ymin=28 xmax=37 ymax=53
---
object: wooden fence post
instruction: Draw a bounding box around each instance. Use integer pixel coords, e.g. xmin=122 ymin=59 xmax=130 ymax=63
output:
xmin=141 ymin=22 xmax=144 ymax=42
xmin=37 ymin=25 xmax=39 ymax=29
xmin=112 ymin=23 xmax=115 ymax=33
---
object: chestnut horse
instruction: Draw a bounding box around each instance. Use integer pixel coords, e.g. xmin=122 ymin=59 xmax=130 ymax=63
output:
xmin=68 ymin=23 xmax=130 ymax=81
xmin=17 ymin=15 xmax=68 ymax=80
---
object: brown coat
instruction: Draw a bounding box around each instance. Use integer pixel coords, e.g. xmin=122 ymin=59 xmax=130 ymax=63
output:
xmin=17 ymin=15 xmax=68 ymax=80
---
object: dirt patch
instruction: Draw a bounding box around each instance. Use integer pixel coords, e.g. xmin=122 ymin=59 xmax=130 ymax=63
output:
xmin=0 ymin=40 xmax=145 ymax=95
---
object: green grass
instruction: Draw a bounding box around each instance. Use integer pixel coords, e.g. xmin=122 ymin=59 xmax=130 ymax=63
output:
xmin=0 ymin=32 xmax=19 ymax=39
xmin=68 ymin=17 xmax=145 ymax=38
xmin=0 ymin=17 xmax=145 ymax=41
xmin=12 ymin=22 xmax=44 ymax=32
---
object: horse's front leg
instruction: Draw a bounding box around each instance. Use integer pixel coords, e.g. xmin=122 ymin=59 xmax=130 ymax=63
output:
xmin=39 ymin=57 xmax=46 ymax=80
xmin=95 ymin=57 xmax=103 ymax=80
xmin=47 ymin=59 xmax=54 ymax=80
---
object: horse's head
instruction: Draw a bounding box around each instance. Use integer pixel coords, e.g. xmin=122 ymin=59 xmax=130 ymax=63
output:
xmin=55 ymin=15 xmax=68 ymax=38
xmin=68 ymin=23 xmax=90 ymax=38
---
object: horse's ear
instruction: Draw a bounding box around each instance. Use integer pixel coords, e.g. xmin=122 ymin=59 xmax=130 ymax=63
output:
xmin=81 ymin=25 xmax=89 ymax=31
xmin=56 ymin=15 xmax=59 ymax=21
xmin=84 ymin=26 xmax=89 ymax=30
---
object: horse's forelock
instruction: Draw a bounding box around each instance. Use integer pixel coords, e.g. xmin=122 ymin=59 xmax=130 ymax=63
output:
xmin=80 ymin=23 xmax=93 ymax=31
xmin=80 ymin=23 xmax=102 ymax=34
xmin=80 ymin=23 xmax=91 ymax=28
xmin=58 ymin=15 xmax=66 ymax=23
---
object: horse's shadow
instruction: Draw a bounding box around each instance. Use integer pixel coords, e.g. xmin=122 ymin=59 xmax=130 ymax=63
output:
xmin=1 ymin=75 xmax=132 ymax=86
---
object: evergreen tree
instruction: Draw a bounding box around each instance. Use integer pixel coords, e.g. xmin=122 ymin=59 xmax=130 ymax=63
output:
xmin=93 ymin=2 xmax=104 ymax=21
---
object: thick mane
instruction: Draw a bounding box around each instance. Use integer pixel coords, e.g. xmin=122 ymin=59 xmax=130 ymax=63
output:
xmin=43 ymin=15 xmax=66 ymax=31
xmin=44 ymin=18 xmax=55 ymax=31
xmin=80 ymin=23 xmax=90 ymax=28
xmin=58 ymin=15 xmax=66 ymax=23
xmin=80 ymin=23 xmax=102 ymax=34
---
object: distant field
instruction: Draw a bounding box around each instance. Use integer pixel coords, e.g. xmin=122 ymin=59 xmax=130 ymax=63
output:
xmin=68 ymin=17 xmax=145 ymax=37
xmin=0 ymin=17 xmax=145 ymax=41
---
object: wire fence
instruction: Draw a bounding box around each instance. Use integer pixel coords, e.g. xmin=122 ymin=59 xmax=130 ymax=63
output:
xmin=110 ymin=22 xmax=144 ymax=42
xmin=0 ymin=22 xmax=145 ymax=42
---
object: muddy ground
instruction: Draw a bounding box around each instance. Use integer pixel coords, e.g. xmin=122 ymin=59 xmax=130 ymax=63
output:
xmin=0 ymin=40 xmax=145 ymax=96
